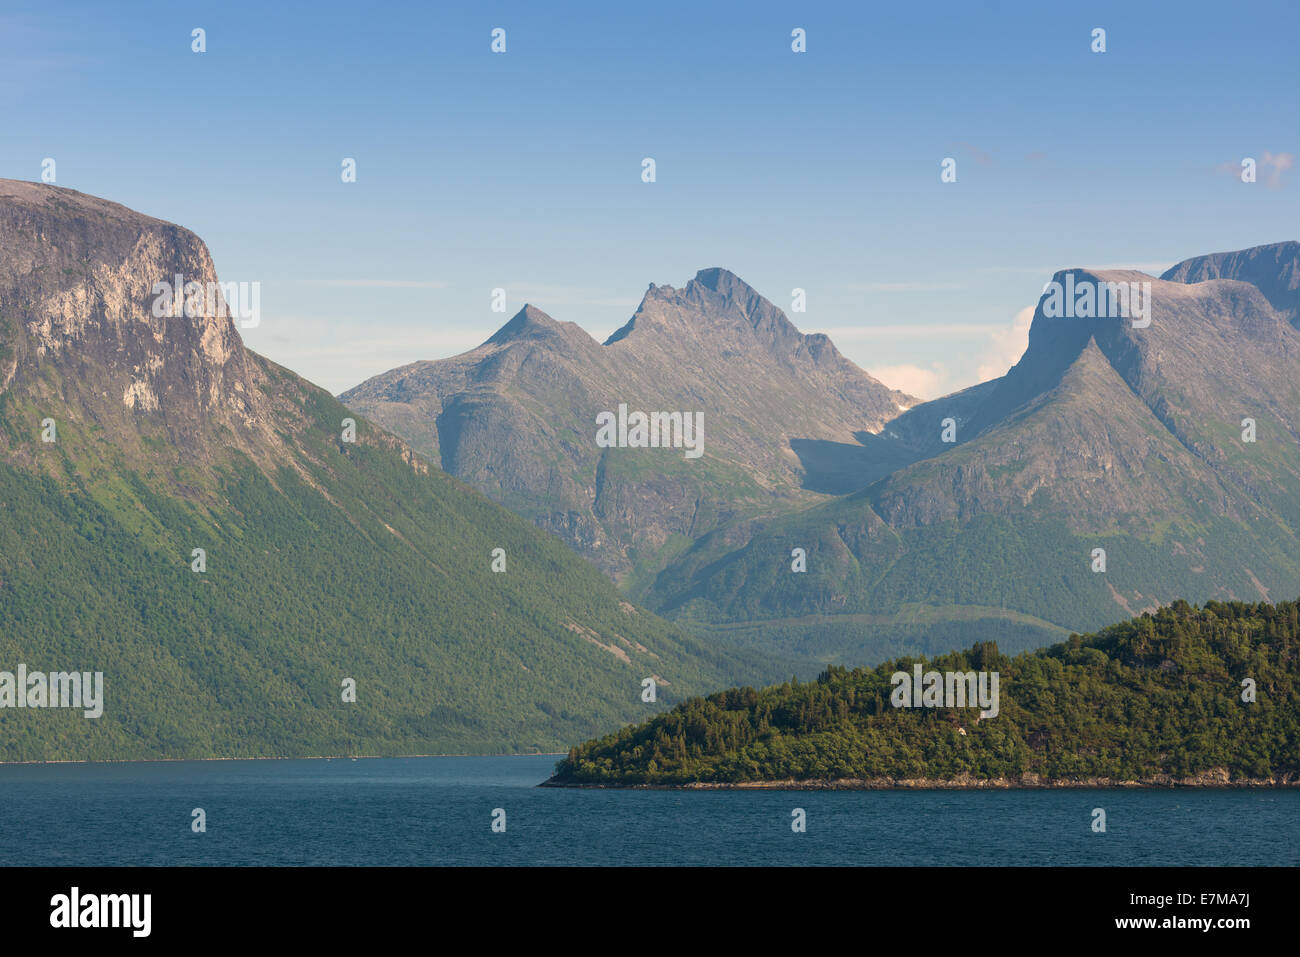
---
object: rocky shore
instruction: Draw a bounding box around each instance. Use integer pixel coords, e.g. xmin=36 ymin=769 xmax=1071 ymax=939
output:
xmin=542 ymin=768 xmax=1297 ymax=790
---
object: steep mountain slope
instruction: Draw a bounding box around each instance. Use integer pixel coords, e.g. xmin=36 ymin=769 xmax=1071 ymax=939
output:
xmin=645 ymin=247 xmax=1300 ymax=660
xmin=0 ymin=180 xmax=783 ymax=762
xmin=341 ymin=269 xmax=916 ymax=585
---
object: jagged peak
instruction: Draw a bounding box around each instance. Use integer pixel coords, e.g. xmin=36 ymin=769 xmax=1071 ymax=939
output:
xmin=484 ymin=303 xmax=566 ymax=345
xmin=688 ymin=266 xmax=761 ymax=300
xmin=647 ymin=265 xmax=764 ymax=310
xmin=606 ymin=267 xmax=790 ymax=346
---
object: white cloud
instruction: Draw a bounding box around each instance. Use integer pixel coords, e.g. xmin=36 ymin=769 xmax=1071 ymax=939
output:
xmin=1261 ymin=151 xmax=1295 ymax=189
xmin=1217 ymin=152 xmax=1293 ymax=189
xmin=866 ymin=362 xmax=948 ymax=400
xmin=976 ymin=305 xmax=1034 ymax=382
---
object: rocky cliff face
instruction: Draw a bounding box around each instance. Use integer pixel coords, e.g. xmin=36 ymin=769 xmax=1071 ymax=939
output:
xmin=342 ymin=268 xmax=916 ymax=581
xmin=0 ymin=180 xmax=272 ymax=471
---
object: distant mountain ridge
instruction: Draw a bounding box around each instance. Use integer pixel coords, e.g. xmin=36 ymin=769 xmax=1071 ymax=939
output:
xmin=645 ymin=244 xmax=1300 ymax=660
xmin=1161 ymin=241 xmax=1300 ymax=324
xmin=342 ymin=268 xmax=916 ymax=584
xmin=346 ymin=241 xmax=1300 ymax=668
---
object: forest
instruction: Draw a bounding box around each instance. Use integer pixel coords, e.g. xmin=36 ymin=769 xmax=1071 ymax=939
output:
xmin=550 ymin=599 xmax=1300 ymax=786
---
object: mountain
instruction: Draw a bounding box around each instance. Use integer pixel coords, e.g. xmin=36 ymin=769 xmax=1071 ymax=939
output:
xmin=1161 ymin=240 xmax=1300 ymax=324
xmin=644 ymin=244 xmax=1300 ymax=661
xmin=0 ymin=180 xmax=785 ymax=762
xmin=546 ymin=599 xmax=1300 ymax=787
xmin=340 ymin=269 xmax=917 ymax=588
xmin=342 ymin=244 xmax=1300 ymax=667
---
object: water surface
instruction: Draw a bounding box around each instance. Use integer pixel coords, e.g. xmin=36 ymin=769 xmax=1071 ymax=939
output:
xmin=0 ymin=755 xmax=1293 ymax=866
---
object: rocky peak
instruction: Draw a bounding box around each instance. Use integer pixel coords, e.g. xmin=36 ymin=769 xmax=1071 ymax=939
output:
xmin=605 ymin=267 xmax=803 ymax=357
xmin=486 ymin=303 xmax=566 ymax=344
xmin=686 ymin=266 xmax=763 ymax=306
xmin=0 ymin=179 xmax=267 ymax=457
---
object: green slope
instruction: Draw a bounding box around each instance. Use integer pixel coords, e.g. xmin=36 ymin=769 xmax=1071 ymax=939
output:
xmin=0 ymin=180 xmax=789 ymax=761
xmin=0 ymin=372 xmax=792 ymax=761
xmin=548 ymin=599 xmax=1300 ymax=786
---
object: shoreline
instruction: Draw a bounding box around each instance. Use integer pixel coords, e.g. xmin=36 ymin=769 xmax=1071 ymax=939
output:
xmin=0 ymin=752 xmax=565 ymax=767
xmin=541 ymin=771 xmax=1298 ymax=790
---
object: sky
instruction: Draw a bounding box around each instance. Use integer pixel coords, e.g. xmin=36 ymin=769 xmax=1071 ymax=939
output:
xmin=1 ymin=0 xmax=1297 ymax=398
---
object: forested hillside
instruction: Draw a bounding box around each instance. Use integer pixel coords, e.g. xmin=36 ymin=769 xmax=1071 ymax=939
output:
xmin=548 ymin=600 xmax=1300 ymax=786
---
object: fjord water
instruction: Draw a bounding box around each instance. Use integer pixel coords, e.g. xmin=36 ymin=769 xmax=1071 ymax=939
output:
xmin=0 ymin=755 xmax=1294 ymax=866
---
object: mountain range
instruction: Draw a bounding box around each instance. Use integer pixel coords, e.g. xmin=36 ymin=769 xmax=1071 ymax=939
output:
xmin=6 ymin=178 xmax=1297 ymax=761
xmin=0 ymin=181 xmax=784 ymax=761
xmin=342 ymin=269 xmax=916 ymax=592
xmin=345 ymin=242 xmax=1300 ymax=666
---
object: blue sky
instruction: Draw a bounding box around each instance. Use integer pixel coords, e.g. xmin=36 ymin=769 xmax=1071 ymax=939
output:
xmin=2 ymin=0 xmax=1296 ymax=397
